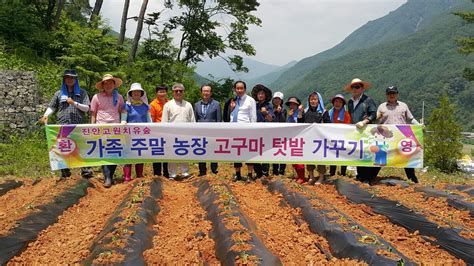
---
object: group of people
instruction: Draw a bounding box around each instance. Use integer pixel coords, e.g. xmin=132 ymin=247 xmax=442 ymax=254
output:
xmin=41 ymin=70 xmax=420 ymax=188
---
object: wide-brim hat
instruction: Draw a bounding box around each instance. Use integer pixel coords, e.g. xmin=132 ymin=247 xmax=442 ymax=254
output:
xmin=285 ymin=96 xmax=301 ymax=107
xmin=251 ymin=84 xmax=272 ymax=102
xmin=331 ymin=94 xmax=347 ymax=105
xmin=95 ymin=74 xmax=123 ymax=90
xmin=344 ymin=78 xmax=371 ymax=92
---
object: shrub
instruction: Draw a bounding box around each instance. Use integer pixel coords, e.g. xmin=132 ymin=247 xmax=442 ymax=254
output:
xmin=425 ymin=95 xmax=463 ymax=173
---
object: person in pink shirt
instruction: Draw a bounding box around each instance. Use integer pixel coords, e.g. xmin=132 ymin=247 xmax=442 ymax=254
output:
xmin=90 ymin=74 xmax=124 ymax=188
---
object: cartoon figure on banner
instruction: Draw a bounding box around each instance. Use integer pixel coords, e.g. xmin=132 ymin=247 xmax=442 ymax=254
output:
xmin=369 ymin=126 xmax=393 ymax=166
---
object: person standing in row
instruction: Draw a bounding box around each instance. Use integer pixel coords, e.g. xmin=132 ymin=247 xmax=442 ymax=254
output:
xmin=346 ymin=78 xmax=378 ymax=183
xmin=285 ymin=96 xmax=306 ymax=183
xmin=328 ymin=94 xmax=352 ymax=177
xmin=252 ymin=84 xmax=274 ymax=178
xmin=90 ymin=74 xmax=124 ymax=188
xmin=121 ymin=83 xmax=151 ymax=182
xmin=161 ymin=83 xmax=195 ymax=180
xmin=376 ymin=86 xmax=420 ymax=183
xmin=298 ymin=91 xmax=330 ymax=185
xmin=271 ymin=91 xmax=287 ymax=176
xmin=149 ymin=85 xmax=170 ymax=178
xmin=40 ymin=69 xmax=93 ymax=179
xmin=194 ymin=84 xmax=221 ymax=176
xmin=225 ymin=80 xmax=257 ymax=182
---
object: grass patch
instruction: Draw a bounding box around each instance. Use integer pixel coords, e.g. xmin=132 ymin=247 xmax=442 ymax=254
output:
xmin=0 ymin=129 xmax=52 ymax=178
xmin=377 ymin=167 xmax=471 ymax=185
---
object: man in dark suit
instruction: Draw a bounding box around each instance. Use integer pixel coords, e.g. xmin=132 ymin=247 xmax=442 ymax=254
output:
xmin=195 ymin=84 xmax=222 ymax=176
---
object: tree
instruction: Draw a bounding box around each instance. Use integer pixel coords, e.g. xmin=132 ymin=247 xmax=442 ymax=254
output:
xmin=163 ymin=0 xmax=261 ymax=71
xmin=117 ymin=0 xmax=131 ymax=46
xmin=425 ymin=95 xmax=463 ymax=173
xmin=129 ymin=0 xmax=149 ymax=62
xmin=454 ymin=0 xmax=474 ymax=81
xmin=52 ymin=0 xmax=65 ymax=29
xmin=54 ymin=18 xmax=127 ymax=91
xmin=90 ymin=0 xmax=103 ymax=22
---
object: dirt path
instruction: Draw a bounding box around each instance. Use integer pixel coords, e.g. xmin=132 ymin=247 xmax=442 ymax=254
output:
xmin=307 ymin=182 xmax=463 ymax=265
xmin=143 ymin=178 xmax=219 ymax=264
xmin=8 ymin=178 xmax=132 ymax=264
xmin=0 ymin=177 xmax=77 ymax=235
xmin=229 ymin=179 xmax=352 ymax=264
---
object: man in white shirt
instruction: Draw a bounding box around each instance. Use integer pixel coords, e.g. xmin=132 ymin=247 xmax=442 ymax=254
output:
xmin=227 ymin=81 xmax=257 ymax=182
xmin=162 ymin=83 xmax=196 ymax=179
xmin=377 ymin=86 xmax=420 ymax=183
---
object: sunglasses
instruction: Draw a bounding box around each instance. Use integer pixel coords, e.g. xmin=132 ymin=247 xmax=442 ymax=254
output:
xmin=173 ymin=90 xmax=184 ymax=93
xmin=351 ymin=84 xmax=362 ymax=89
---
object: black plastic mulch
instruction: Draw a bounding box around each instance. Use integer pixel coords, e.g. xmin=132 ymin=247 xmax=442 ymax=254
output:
xmin=83 ymin=178 xmax=163 ymax=266
xmin=334 ymin=179 xmax=474 ymax=264
xmin=0 ymin=180 xmax=24 ymax=197
xmin=267 ymin=180 xmax=412 ymax=265
xmin=415 ymin=186 xmax=474 ymax=217
xmin=444 ymin=184 xmax=474 ymax=197
xmin=195 ymin=179 xmax=282 ymax=265
xmin=0 ymin=179 xmax=91 ymax=264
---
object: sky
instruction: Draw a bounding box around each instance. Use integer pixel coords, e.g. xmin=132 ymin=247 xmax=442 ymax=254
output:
xmin=98 ymin=0 xmax=407 ymax=66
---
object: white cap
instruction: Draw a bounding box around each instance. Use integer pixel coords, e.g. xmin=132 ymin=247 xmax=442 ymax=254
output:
xmin=273 ymin=91 xmax=284 ymax=100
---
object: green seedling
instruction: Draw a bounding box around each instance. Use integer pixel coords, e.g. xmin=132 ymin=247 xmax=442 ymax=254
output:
xmin=350 ymin=225 xmax=359 ymax=231
xmin=397 ymin=258 xmax=405 ymax=266
xmin=239 ymin=251 xmax=251 ymax=263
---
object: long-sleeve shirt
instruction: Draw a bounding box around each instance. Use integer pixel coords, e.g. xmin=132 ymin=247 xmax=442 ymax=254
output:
xmin=161 ymin=99 xmax=195 ymax=123
xmin=256 ymin=101 xmax=274 ymax=122
xmin=348 ymin=93 xmax=377 ymax=124
xmin=273 ymin=106 xmax=287 ymax=123
xmin=298 ymin=107 xmax=330 ymax=123
xmin=47 ymin=89 xmax=90 ymax=124
xmin=229 ymin=94 xmax=257 ymax=123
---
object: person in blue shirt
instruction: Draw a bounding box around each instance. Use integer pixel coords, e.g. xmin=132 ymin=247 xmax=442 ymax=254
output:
xmin=121 ymin=83 xmax=151 ymax=182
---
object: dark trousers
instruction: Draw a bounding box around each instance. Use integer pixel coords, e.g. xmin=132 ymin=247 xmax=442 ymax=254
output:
xmin=152 ymin=162 xmax=169 ymax=177
xmin=102 ymin=165 xmax=117 ymax=179
xmin=404 ymin=168 xmax=418 ymax=183
xmin=356 ymin=166 xmax=381 ymax=182
xmin=60 ymin=168 xmax=71 ymax=178
xmin=272 ymin=164 xmax=286 ymax=175
xmin=254 ymin=163 xmax=269 ymax=177
xmin=330 ymin=165 xmax=347 ymax=176
xmin=234 ymin=163 xmax=253 ymax=168
xmin=60 ymin=167 xmax=93 ymax=178
xmin=199 ymin=162 xmax=218 ymax=175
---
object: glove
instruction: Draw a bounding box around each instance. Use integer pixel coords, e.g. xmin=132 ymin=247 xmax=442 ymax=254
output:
xmin=355 ymin=121 xmax=366 ymax=129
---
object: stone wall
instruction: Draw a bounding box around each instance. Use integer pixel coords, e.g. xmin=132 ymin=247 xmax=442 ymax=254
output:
xmin=0 ymin=70 xmax=46 ymax=141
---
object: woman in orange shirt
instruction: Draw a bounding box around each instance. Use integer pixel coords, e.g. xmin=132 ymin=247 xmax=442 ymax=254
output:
xmin=328 ymin=94 xmax=351 ymax=176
